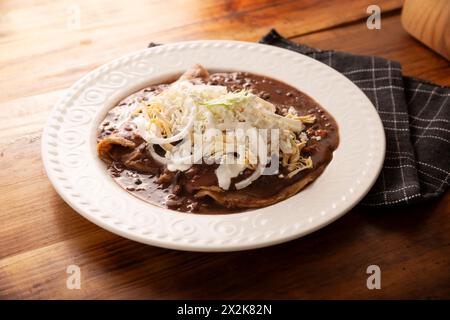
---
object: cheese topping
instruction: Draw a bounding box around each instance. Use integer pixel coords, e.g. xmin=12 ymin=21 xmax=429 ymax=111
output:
xmin=128 ymin=80 xmax=314 ymax=190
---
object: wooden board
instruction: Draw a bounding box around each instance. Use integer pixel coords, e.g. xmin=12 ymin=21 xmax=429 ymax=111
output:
xmin=1 ymin=0 xmax=450 ymax=299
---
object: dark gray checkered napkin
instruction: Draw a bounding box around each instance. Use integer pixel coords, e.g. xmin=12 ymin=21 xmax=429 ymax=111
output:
xmin=260 ymin=29 xmax=450 ymax=206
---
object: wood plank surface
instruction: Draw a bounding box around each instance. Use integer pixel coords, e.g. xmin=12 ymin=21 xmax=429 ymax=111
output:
xmin=292 ymin=12 xmax=450 ymax=86
xmin=1 ymin=0 xmax=450 ymax=299
xmin=0 ymin=0 xmax=403 ymax=102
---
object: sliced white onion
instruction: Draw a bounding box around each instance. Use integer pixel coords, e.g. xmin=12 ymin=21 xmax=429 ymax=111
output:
xmin=253 ymin=96 xmax=276 ymax=112
xmin=234 ymin=131 xmax=270 ymax=190
xmin=169 ymin=141 xmax=195 ymax=165
xmin=131 ymin=81 xmax=312 ymax=190
xmin=234 ymin=163 xmax=264 ymax=190
xmin=262 ymin=111 xmax=304 ymax=131
xmin=253 ymin=103 xmax=304 ymax=131
xmin=147 ymin=144 xmax=170 ymax=165
xmin=200 ymin=106 xmax=217 ymax=128
xmin=215 ymin=162 xmax=246 ymax=190
xmin=146 ymin=104 xmax=196 ymax=144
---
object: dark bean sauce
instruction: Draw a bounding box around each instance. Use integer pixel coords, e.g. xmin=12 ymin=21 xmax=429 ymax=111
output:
xmin=98 ymin=71 xmax=339 ymax=214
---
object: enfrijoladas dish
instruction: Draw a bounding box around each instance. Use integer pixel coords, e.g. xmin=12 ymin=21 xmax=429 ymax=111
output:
xmin=97 ymin=65 xmax=339 ymax=213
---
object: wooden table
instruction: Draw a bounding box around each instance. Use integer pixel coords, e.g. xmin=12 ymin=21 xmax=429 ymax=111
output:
xmin=1 ymin=0 xmax=449 ymax=299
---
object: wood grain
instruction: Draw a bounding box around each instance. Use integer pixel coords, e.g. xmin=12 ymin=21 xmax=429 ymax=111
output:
xmin=1 ymin=0 xmax=450 ymax=299
xmin=401 ymin=0 xmax=449 ymax=60
xmin=291 ymin=12 xmax=450 ymax=86
xmin=1 ymin=0 xmax=403 ymax=102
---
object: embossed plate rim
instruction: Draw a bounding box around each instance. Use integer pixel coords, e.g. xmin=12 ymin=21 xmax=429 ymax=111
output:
xmin=42 ymin=40 xmax=385 ymax=252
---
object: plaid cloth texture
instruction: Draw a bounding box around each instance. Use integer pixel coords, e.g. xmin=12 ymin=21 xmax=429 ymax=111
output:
xmin=260 ymin=29 xmax=449 ymax=206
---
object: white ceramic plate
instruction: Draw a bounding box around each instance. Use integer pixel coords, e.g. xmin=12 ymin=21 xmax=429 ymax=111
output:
xmin=42 ymin=40 xmax=385 ymax=252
